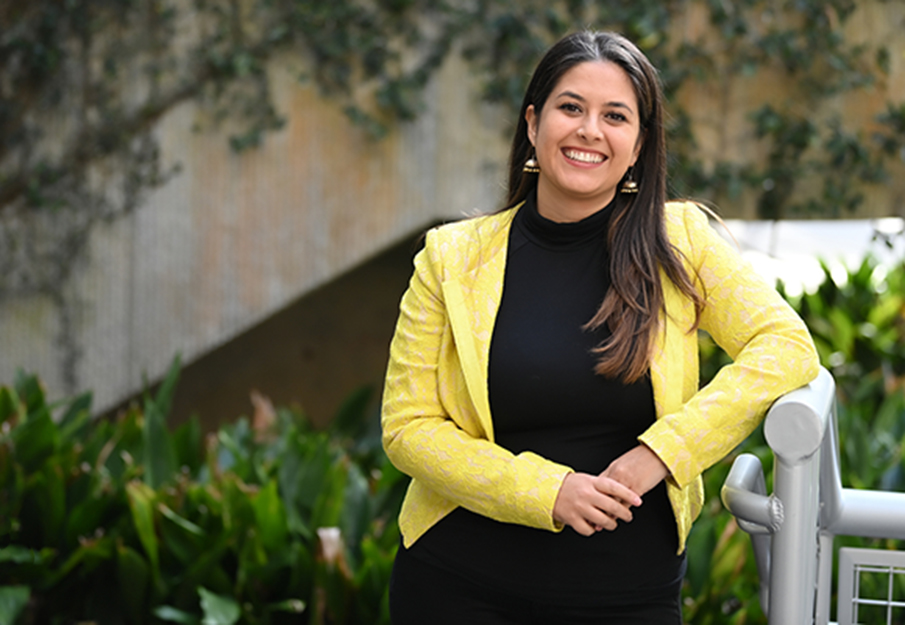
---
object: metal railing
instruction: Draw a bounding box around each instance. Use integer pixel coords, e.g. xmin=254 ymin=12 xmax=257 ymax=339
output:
xmin=721 ymin=366 xmax=905 ymax=624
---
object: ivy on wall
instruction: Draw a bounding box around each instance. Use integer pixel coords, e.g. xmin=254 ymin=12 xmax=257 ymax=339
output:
xmin=1 ymin=0 xmax=904 ymax=388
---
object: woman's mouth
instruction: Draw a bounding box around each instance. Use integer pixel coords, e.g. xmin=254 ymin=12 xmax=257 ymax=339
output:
xmin=563 ymin=149 xmax=605 ymax=164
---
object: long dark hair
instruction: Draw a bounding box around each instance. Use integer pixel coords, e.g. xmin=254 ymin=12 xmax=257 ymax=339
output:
xmin=505 ymin=31 xmax=704 ymax=383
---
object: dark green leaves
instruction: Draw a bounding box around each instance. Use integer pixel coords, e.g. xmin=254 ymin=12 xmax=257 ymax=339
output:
xmin=0 ymin=357 xmax=399 ymax=624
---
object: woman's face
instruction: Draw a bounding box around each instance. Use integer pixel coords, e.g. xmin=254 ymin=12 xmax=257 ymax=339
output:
xmin=526 ymin=60 xmax=642 ymax=222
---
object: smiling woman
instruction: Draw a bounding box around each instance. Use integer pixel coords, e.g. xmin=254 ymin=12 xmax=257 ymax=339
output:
xmin=381 ymin=30 xmax=819 ymax=625
xmin=525 ymin=61 xmax=642 ymax=223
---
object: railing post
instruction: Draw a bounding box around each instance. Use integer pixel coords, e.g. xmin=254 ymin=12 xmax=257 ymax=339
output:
xmin=767 ymin=452 xmax=822 ymax=623
xmin=762 ymin=367 xmax=836 ymax=624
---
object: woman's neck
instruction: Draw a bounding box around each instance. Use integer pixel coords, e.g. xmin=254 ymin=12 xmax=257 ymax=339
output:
xmin=535 ymin=182 xmax=617 ymax=223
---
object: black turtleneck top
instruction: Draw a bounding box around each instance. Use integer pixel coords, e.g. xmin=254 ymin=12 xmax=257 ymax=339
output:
xmin=408 ymin=192 xmax=683 ymax=602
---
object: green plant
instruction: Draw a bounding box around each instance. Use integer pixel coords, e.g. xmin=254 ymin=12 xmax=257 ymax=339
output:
xmin=791 ymin=257 xmax=905 ymax=503
xmin=0 ymin=358 xmax=407 ymax=624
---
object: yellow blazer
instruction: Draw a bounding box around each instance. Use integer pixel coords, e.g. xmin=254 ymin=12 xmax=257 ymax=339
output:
xmin=382 ymin=201 xmax=819 ymax=554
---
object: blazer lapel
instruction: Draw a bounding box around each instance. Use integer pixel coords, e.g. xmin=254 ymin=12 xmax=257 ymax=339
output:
xmin=440 ymin=213 xmax=513 ymax=442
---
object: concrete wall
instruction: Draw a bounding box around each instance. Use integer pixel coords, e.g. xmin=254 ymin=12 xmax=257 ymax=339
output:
xmin=157 ymin=231 xmax=425 ymax=430
xmin=673 ymin=1 xmax=905 ymax=219
xmin=0 ymin=52 xmax=510 ymax=414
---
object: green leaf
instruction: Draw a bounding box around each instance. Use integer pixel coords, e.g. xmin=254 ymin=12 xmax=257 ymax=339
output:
xmin=11 ymin=409 xmax=58 ymax=472
xmin=340 ymin=463 xmax=370 ymax=565
xmin=291 ymin=437 xmax=331 ymax=512
xmin=154 ymin=605 xmax=200 ymax=624
xmin=0 ymin=546 xmax=51 ymax=565
xmin=198 ymin=587 xmax=241 ymax=625
xmin=867 ymin=292 xmax=904 ymax=329
xmin=117 ymin=544 xmax=150 ymax=624
xmin=684 ymin=513 xmax=717 ymax=596
xmin=65 ymin=492 xmax=114 ymax=549
xmin=173 ymin=415 xmax=203 ymax=475
xmin=58 ymin=393 xmax=91 ymax=442
xmin=827 ymin=306 xmax=856 ymax=356
xmin=141 ymin=355 xmax=181 ymax=489
xmin=49 ymin=536 xmax=115 ymax=585
xmin=160 ymin=512 xmax=203 ymax=566
xmin=13 ymin=371 xmax=45 ymax=415
xmin=0 ymin=387 xmax=21 ymax=426
xmin=179 ymin=537 xmax=232 ymax=595
xmin=266 ymin=598 xmax=306 ymax=614
xmin=0 ymin=585 xmax=30 ymax=625
xmin=276 ymin=435 xmax=312 ymax=538
xmin=330 ymin=386 xmax=373 ymax=439
xmin=311 ymin=457 xmax=348 ymax=530
xmin=142 ymin=401 xmax=177 ymax=490
xmin=25 ymin=464 xmax=66 ymax=545
xmin=57 ymin=391 xmax=93 ymax=434
xmin=220 ymin=476 xmax=256 ymax=534
xmin=152 ymin=354 xmax=182 ymax=419
xmin=252 ymin=480 xmax=287 ymax=553
xmin=126 ymin=481 xmax=159 ymax=573
xmin=159 ymin=504 xmax=205 ymax=536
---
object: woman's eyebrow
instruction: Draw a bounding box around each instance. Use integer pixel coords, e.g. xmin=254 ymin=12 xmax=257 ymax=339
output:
xmin=555 ymin=90 xmax=635 ymax=114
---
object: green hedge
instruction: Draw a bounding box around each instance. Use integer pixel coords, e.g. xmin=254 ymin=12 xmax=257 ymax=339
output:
xmin=1 ymin=257 xmax=903 ymax=624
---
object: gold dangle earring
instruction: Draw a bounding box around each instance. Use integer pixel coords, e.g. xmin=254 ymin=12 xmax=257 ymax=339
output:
xmin=621 ymin=168 xmax=639 ymax=193
xmin=523 ymin=151 xmax=540 ymax=174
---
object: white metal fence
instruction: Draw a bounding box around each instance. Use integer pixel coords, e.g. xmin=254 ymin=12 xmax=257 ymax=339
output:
xmin=721 ymin=367 xmax=905 ymax=624
xmin=837 ymin=548 xmax=905 ymax=625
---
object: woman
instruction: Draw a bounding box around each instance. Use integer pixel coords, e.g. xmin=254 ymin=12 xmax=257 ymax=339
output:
xmin=381 ymin=30 xmax=818 ymax=624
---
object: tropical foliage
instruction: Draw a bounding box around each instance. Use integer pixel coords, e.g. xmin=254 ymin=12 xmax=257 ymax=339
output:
xmin=0 ymin=360 xmax=405 ymax=624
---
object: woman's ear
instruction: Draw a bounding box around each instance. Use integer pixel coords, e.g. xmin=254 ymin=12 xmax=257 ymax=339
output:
xmin=525 ymin=105 xmax=537 ymax=146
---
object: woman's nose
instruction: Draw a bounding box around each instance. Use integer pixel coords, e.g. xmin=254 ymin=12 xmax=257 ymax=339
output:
xmin=578 ymin=118 xmax=603 ymax=141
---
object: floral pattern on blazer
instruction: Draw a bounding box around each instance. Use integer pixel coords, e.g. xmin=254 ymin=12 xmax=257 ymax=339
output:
xmin=381 ymin=200 xmax=819 ymax=553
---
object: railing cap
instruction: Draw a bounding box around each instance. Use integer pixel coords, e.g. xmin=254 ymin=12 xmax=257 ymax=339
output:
xmin=763 ymin=367 xmax=835 ymax=462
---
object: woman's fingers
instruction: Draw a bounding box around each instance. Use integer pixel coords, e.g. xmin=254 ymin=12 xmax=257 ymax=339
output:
xmin=593 ymin=475 xmax=643 ymax=508
xmin=552 ymin=473 xmax=641 ymax=536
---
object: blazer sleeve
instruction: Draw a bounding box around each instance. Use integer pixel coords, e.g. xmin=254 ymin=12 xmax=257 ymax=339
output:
xmin=381 ymin=229 xmax=572 ymax=531
xmin=639 ymin=204 xmax=820 ymax=488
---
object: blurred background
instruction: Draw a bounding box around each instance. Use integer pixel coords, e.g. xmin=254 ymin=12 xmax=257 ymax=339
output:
xmin=1 ymin=0 xmax=904 ymax=428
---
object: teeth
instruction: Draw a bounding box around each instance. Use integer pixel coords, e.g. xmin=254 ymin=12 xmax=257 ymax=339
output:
xmin=565 ymin=149 xmax=604 ymax=163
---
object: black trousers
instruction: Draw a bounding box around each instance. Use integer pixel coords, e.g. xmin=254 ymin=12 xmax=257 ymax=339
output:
xmin=389 ymin=542 xmax=684 ymax=625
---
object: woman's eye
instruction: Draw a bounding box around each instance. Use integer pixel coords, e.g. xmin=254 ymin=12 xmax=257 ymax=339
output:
xmin=607 ymin=112 xmax=627 ymax=122
xmin=559 ymin=102 xmax=581 ymax=113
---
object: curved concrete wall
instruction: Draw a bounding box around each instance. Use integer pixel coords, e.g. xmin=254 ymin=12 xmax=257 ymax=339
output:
xmin=0 ymin=53 xmax=509 ymax=413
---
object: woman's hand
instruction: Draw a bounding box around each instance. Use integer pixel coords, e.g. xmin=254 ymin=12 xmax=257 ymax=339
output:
xmin=552 ymin=472 xmax=642 ymax=536
xmin=600 ymin=444 xmax=670 ymax=498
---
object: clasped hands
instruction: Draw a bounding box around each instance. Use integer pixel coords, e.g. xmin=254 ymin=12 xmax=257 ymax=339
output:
xmin=552 ymin=444 xmax=669 ymax=536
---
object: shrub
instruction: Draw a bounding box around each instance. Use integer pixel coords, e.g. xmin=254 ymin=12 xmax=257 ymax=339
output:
xmin=0 ymin=360 xmax=406 ymax=625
